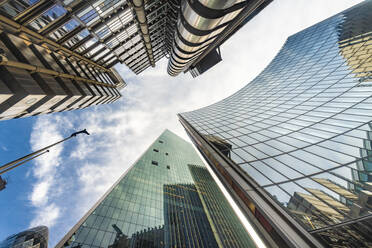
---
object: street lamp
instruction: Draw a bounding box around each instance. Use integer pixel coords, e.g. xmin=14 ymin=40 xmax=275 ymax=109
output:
xmin=0 ymin=129 xmax=90 ymax=190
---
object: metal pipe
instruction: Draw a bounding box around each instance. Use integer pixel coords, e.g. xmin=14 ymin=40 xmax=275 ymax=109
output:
xmin=191 ymin=0 xmax=271 ymax=68
xmin=131 ymin=0 xmax=155 ymax=67
xmin=167 ymin=0 xmax=245 ymax=76
xmin=0 ymin=55 xmax=116 ymax=88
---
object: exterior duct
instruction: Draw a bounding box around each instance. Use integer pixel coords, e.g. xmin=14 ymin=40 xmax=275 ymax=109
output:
xmin=131 ymin=0 xmax=155 ymax=67
xmin=167 ymin=0 xmax=246 ymax=76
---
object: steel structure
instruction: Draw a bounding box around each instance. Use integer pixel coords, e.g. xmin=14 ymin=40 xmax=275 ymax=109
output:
xmin=167 ymin=0 xmax=272 ymax=77
xmin=0 ymin=0 xmax=271 ymax=76
xmin=0 ymin=0 xmax=130 ymax=120
xmin=0 ymin=0 xmax=179 ymax=75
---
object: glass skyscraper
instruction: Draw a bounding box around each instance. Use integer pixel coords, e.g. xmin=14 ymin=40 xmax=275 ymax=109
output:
xmin=0 ymin=226 xmax=48 ymax=248
xmin=56 ymin=130 xmax=258 ymax=248
xmin=179 ymin=1 xmax=372 ymax=247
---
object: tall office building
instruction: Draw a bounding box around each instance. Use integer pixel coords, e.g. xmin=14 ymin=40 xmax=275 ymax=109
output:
xmin=56 ymin=130 xmax=259 ymax=248
xmin=0 ymin=0 xmax=126 ymax=120
xmin=0 ymin=226 xmax=48 ymax=248
xmin=179 ymin=1 xmax=372 ymax=247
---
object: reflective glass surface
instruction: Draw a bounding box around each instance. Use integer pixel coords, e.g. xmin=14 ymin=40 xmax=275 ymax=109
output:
xmin=181 ymin=2 xmax=372 ymax=247
xmin=60 ymin=130 xmax=256 ymax=248
xmin=0 ymin=226 xmax=48 ymax=248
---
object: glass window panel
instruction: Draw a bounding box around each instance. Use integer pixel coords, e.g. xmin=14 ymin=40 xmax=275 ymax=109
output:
xmin=291 ymin=149 xmax=340 ymax=169
xmin=28 ymin=5 xmax=67 ymax=31
xmin=263 ymin=158 xmax=304 ymax=178
xmin=318 ymin=140 xmax=361 ymax=157
xmin=305 ymin=146 xmax=355 ymax=166
xmin=277 ymin=136 xmax=310 ymax=148
xmin=240 ymin=164 xmax=273 ymax=185
xmin=264 ymin=185 xmax=291 ymax=204
xmin=288 ymin=132 xmax=323 ymax=144
xmin=276 ymin=154 xmax=321 ymax=175
xmin=242 ymin=146 xmax=268 ymax=159
xmin=231 ymin=148 xmax=257 ymax=162
xmin=253 ymin=143 xmax=283 ymax=156
xmin=251 ymin=161 xmax=288 ymax=183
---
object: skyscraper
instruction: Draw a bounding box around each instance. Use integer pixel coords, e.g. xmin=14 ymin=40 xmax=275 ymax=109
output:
xmin=179 ymin=1 xmax=372 ymax=247
xmin=0 ymin=0 xmax=126 ymax=120
xmin=56 ymin=130 xmax=259 ymax=248
xmin=0 ymin=226 xmax=48 ymax=248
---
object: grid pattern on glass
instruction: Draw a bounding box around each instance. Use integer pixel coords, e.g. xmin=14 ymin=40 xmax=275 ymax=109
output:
xmin=59 ymin=130 xmax=256 ymax=248
xmin=181 ymin=2 xmax=372 ymax=247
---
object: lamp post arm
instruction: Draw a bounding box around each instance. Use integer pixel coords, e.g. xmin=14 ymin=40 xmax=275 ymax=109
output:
xmin=0 ymin=136 xmax=72 ymax=172
xmin=0 ymin=129 xmax=89 ymax=172
xmin=0 ymin=150 xmax=49 ymax=175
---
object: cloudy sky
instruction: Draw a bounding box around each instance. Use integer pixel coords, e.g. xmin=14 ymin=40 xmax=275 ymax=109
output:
xmin=0 ymin=0 xmax=364 ymax=246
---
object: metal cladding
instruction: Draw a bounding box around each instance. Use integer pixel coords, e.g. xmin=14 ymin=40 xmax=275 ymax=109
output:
xmin=131 ymin=0 xmax=155 ymax=67
xmin=0 ymin=0 xmax=270 ymax=80
xmin=167 ymin=0 xmax=267 ymax=76
xmin=0 ymin=0 xmax=131 ymax=120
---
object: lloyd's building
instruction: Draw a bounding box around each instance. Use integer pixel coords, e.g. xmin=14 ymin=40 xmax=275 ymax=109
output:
xmin=180 ymin=1 xmax=372 ymax=247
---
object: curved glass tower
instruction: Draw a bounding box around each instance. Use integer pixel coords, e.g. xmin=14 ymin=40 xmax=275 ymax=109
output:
xmin=179 ymin=1 xmax=372 ymax=247
xmin=0 ymin=226 xmax=48 ymax=248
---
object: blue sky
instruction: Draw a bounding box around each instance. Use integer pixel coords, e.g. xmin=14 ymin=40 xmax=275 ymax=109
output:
xmin=0 ymin=0 xmax=364 ymax=246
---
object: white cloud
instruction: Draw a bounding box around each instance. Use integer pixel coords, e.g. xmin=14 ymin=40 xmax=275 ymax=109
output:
xmin=29 ymin=203 xmax=61 ymax=228
xmin=27 ymin=1 xmax=363 ymax=246
xmin=30 ymin=180 xmax=51 ymax=207
xmin=28 ymin=115 xmax=70 ymax=230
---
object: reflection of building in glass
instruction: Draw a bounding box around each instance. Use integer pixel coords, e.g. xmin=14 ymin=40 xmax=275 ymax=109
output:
xmin=287 ymin=178 xmax=372 ymax=247
xmin=188 ymin=165 xmax=256 ymax=247
xmin=204 ymin=134 xmax=233 ymax=158
xmin=338 ymin=3 xmax=372 ymax=82
xmin=0 ymin=226 xmax=48 ymax=248
xmin=163 ymin=183 xmax=218 ymax=247
xmin=56 ymin=130 xmax=258 ymax=248
xmin=109 ymin=224 xmax=164 ymax=248
xmin=179 ymin=1 xmax=372 ymax=247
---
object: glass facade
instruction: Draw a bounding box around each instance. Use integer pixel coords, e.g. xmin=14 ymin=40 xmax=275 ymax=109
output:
xmin=0 ymin=0 xmax=174 ymax=73
xmin=0 ymin=226 xmax=48 ymax=248
xmin=57 ymin=130 xmax=256 ymax=248
xmin=180 ymin=1 xmax=372 ymax=247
